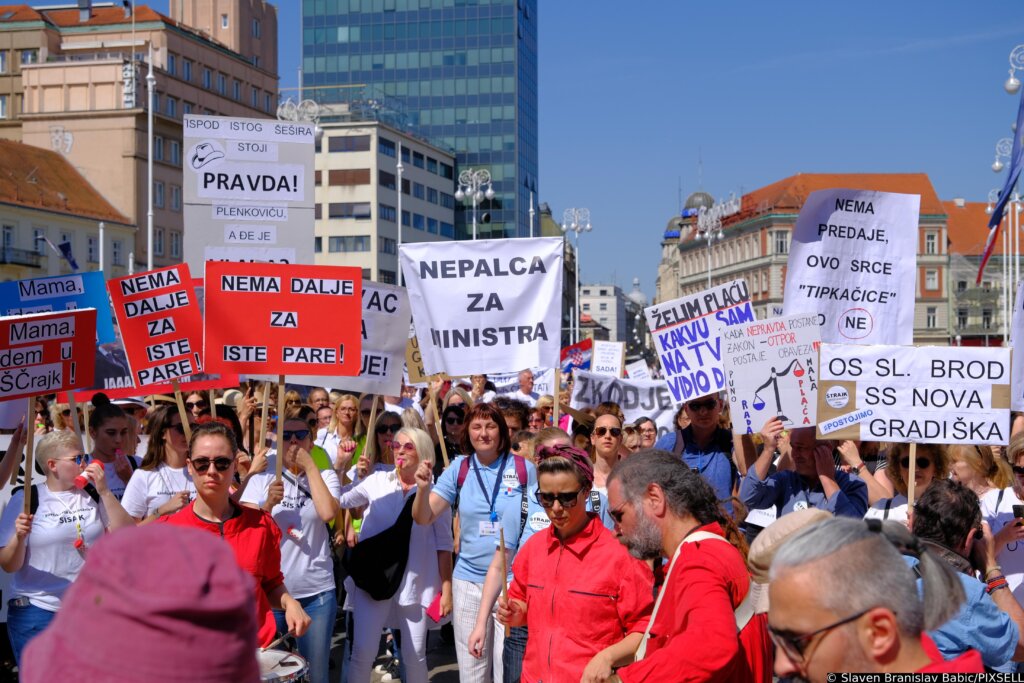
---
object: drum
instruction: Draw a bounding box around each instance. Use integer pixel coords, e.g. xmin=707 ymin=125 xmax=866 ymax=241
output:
xmin=257 ymin=649 xmax=309 ymax=682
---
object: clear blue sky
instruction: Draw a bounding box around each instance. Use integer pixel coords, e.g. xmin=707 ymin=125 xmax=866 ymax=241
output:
xmin=43 ymin=2 xmax=1024 ymax=300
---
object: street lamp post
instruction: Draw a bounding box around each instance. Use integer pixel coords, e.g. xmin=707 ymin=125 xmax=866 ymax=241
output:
xmin=396 ymin=142 xmax=404 ymax=284
xmin=987 ymin=189 xmax=1010 ymax=344
xmin=146 ymin=43 xmax=155 ymax=271
xmin=696 ymin=206 xmax=724 ymax=289
xmin=455 ymin=169 xmax=494 ymax=240
xmin=1003 ymin=45 xmax=1024 ymax=95
xmin=561 ymin=207 xmax=591 ymax=344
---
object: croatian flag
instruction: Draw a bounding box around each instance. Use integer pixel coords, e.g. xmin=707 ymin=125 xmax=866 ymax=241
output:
xmin=979 ymin=89 xmax=1024 ymax=284
xmin=560 ymin=339 xmax=592 ymax=374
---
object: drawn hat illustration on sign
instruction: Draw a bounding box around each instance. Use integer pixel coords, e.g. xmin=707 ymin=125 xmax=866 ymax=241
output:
xmin=190 ymin=141 xmax=225 ymax=170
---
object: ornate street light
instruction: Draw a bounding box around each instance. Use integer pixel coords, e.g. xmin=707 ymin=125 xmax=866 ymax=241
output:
xmin=561 ymin=208 xmax=591 ymax=344
xmin=1004 ymin=45 xmax=1024 ymax=95
xmin=455 ymin=169 xmax=495 ymax=239
xmin=695 ymin=205 xmax=725 ymax=289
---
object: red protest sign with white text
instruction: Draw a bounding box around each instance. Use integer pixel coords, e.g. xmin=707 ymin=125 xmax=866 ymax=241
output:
xmin=0 ymin=309 xmax=96 ymax=400
xmin=107 ymin=264 xmax=205 ymax=387
xmin=204 ymin=261 xmax=362 ymax=375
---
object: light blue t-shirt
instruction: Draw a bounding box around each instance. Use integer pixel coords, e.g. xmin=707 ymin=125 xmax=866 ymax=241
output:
xmin=433 ymin=453 xmax=538 ymax=583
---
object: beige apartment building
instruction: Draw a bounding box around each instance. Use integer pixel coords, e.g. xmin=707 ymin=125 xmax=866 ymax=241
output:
xmin=314 ymin=120 xmax=456 ymax=283
xmin=0 ymin=0 xmax=278 ymax=271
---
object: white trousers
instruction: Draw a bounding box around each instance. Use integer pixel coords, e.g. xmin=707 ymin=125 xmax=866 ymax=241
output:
xmin=452 ymin=577 xmax=505 ymax=683
xmin=347 ymin=586 xmax=430 ymax=683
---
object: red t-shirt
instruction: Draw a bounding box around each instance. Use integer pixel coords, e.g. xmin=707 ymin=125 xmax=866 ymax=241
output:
xmin=617 ymin=523 xmax=772 ymax=683
xmin=507 ymin=514 xmax=654 ymax=683
xmin=163 ymin=501 xmax=285 ymax=647
xmin=918 ymin=634 xmax=984 ymax=673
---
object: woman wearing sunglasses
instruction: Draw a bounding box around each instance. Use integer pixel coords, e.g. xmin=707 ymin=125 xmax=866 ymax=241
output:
xmin=0 ymin=431 xmax=134 ymax=664
xmin=496 ymin=444 xmax=654 ymax=683
xmin=239 ymin=411 xmax=340 ymax=683
xmin=591 ymin=413 xmax=624 ymax=494
xmin=864 ymin=443 xmax=948 ymax=524
xmin=339 ymin=427 xmax=453 ymax=683
xmin=163 ymin=421 xmax=311 ymax=648
xmin=121 ymin=405 xmax=197 ymax=523
xmin=183 ymin=392 xmax=207 ymax=419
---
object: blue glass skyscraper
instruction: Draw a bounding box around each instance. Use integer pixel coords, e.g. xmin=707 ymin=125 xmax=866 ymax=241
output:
xmin=301 ymin=0 xmax=538 ymax=239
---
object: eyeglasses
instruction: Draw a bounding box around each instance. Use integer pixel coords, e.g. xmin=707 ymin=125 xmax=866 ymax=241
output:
xmin=686 ymin=400 xmax=717 ymax=412
xmin=185 ymin=400 xmax=207 ymax=409
xmin=376 ymin=423 xmax=401 ymax=435
xmin=639 ymin=428 xmax=657 ymax=436
xmin=169 ymin=423 xmax=197 ymax=435
xmin=286 ymin=399 xmax=301 ymax=406
xmin=189 ymin=457 xmax=234 ymax=473
xmin=390 ymin=441 xmax=417 ymax=454
xmin=58 ymin=454 xmax=91 ymax=466
xmin=535 ymin=488 xmax=583 ymax=509
xmin=337 ymin=406 xmax=357 ymax=414
xmin=609 ymin=503 xmax=628 ymax=524
xmin=445 ymin=416 xmax=463 ymax=425
xmin=61 ymin=409 xmax=81 ymax=417
xmin=593 ymin=426 xmax=622 ymax=438
xmin=768 ymin=608 xmax=872 ymax=665
xmin=283 ymin=429 xmax=311 ymax=441
xmin=1013 ymin=465 xmax=1024 ymax=475
xmin=900 ymin=457 xmax=932 ymax=470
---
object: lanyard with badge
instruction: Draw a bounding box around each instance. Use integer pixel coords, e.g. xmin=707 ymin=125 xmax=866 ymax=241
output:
xmin=52 ymin=489 xmax=88 ymax=550
xmin=472 ymin=452 xmax=508 ymax=537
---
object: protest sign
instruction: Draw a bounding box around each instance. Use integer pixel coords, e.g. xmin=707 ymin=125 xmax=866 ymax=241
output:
xmin=251 ymin=282 xmax=411 ymax=396
xmin=405 ymin=335 xmax=432 ymax=386
xmin=183 ymin=114 xmax=315 ymax=275
xmin=783 ymin=189 xmax=918 ymax=345
xmin=560 ymin=339 xmax=593 ymax=374
xmin=625 ymin=359 xmax=651 ymax=381
xmin=570 ymin=370 xmax=675 ymax=439
xmin=1011 ymin=280 xmax=1024 ymax=411
xmin=399 ymin=237 xmax=563 ymax=376
xmin=204 ymin=261 xmax=362 ymax=376
xmin=818 ymin=343 xmax=1010 ymax=445
xmin=490 ymin=368 xmax=556 ymax=398
xmin=644 ymin=279 xmax=755 ymax=403
xmin=592 ymin=341 xmax=625 ymax=378
xmin=723 ymin=313 xmax=820 ymax=436
xmin=0 ymin=271 xmax=115 ymax=344
xmin=0 ymin=309 xmax=96 ymax=401
xmin=107 ymin=265 xmax=204 ymax=387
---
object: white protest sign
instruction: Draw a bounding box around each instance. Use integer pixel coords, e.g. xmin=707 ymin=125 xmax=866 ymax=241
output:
xmin=1011 ymin=279 xmax=1024 ymax=411
xmin=399 ymin=237 xmax=563 ymax=376
xmin=625 ymin=359 xmax=650 ymax=381
xmin=723 ymin=314 xmax=820 ymax=436
xmin=783 ymin=189 xmax=918 ymax=345
xmin=592 ymin=341 xmax=625 ymax=377
xmin=644 ymin=279 xmax=755 ymax=404
xmin=488 ymin=368 xmax=556 ymax=398
xmin=570 ymin=370 xmax=676 ymax=440
xmin=818 ymin=343 xmax=1010 ymax=445
xmin=183 ymin=115 xmax=315 ymax=275
xmin=250 ymin=282 xmax=411 ymax=396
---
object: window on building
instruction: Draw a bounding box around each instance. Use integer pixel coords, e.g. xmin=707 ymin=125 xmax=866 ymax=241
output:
xmin=183 ymin=102 xmax=192 ymax=115
xmin=412 ymin=183 xmax=425 ymax=200
xmin=327 ymin=203 xmax=372 ymax=220
xmin=427 ymin=218 xmax=438 ymax=234
xmin=20 ymin=49 xmax=38 ymax=65
xmin=264 ymin=93 xmax=272 ymax=112
xmin=2 ymin=225 xmax=12 ymax=250
xmin=925 ymin=269 xmax=938 ymax=290
xmin=413 ymin=151 xmax=424 ymax=168
xmin=0 ymin=51 xmax=7 ymax=74
xmin=925 ymin=232 xmax=937 ymax=255
xmin=170 ymin=231 xmax=181 ymax=258
xmin=957 ymin=307 xmax=968 ymax=329
xmin=0 ymin=94 xmax=6 ymax=119
xmin=202 ymin=68 xmax=212 ymax=89
xmin=170 ymin=185 xmax=181 ymax=211
xmin=169 ymin=140 xmax=180 ymax=166
xmin=440 ymin=192 xmax=455 ymax=209
xmin=401 ymin=146 xmax=410 ymax=163
xmin=154 ymin=181 xmax=165 ymax=208
xmin=412 ymin=214 xmax=425 ymax=231
xmin=327 ymin=169 xmax=370 ymax=186
xmin=401 ymin=210 xmax=410 ymax=227
xmin=441 ymin=221 xmax=455 ymax=238
xmin=217 ymin=74 xmax=226 ymax=95
xmin=379 ymin=170 xmax=396 ymax=190
xmin=379 ymin=204 xmax=396 ymax=222
xmin=327 ymin=135 xmax=371 ymax=152
xmin=774 ymin=231 xmax=789 ymax=255
xmin=32 ymin=228 xmax=44 ymax=254
xmin=328 ymin=236 xmax=370 ymax=252
xmin=183 ymin=59 xmax=192 ymax=82
xmin=166 ymin=97 xmax=176 ymax=118
xmin=232 ymin=80 xmax=241 ymax=101
xmin=88 ymin=236 xmax=97 ymax=263
xmin=379 ymin=137 xmax=396 ymax=157
xmin=957 ymin=280 xmax=967 ymax=293
xmin=112 ymin=239 xmax=123 ymax=266
xmin=428 ymin=188 xmax=438 ymax=204
xmin=251 ymin=55 xmax=260 ymax=68
xmin=315 ymin=204 xmax=322 ymax=220
xmin=379 ymin=269 xmax=396 ymax=285
xmin=582 ymin=303 xmax=590 ymax=312
xmin=314 ymin=236 xmax=322 ymax=253
xmin=926 ymin=306 xmax=937 ymax=329
xmin=379 ymin=236 xmax=396 ymax=254
xmin=427 ymin=157 xmax=438 ymax=174
xmin=982 ymin=280 xmax=993 ymax=292
xmin=221 ymin=14 xmax=229 ymax=28
xmin=166 ymin=53 xmax=176 ymax=76
xmin=251 ymin=86 xmax=258 ymax=108
xmin=599 ymin=289 xmax=608 ymax=296
xmin=252 ymin=18 xmax=261 ymax=37
xmin=599 ymin=303 xmax=608 ymax=311
xmin=154 ymin=136 xmax=164 ymax=161
xmin=983 ymin=308 xmax=993 ymax=330
xmin=440 ymin=162 xmax=454 ymax=179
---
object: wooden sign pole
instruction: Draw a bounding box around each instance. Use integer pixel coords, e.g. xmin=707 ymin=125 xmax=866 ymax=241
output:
xmin=171 ymin=379 xmax=192 ymax=442
xmin=275 ymin=375 xmax=286 ymax=482
xmin=22 ymin=397 xmax=36 ymax=515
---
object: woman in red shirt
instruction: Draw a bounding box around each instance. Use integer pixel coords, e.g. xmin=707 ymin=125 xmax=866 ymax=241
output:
xmin=163 ymin=421 xmax=310 ymax=647
xmin=497 ymin=445 xmax=654 ymax=683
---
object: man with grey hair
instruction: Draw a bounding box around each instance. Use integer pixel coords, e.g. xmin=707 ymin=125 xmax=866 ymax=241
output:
xmin=768 ymin=517 xmax=982 ymax=680
xmin=511 ymin=369 xmax=539 ymax=407
xmin=603 ymin=450 xmax=771 ymax=682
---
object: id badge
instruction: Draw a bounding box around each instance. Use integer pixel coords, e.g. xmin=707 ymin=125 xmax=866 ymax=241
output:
xmin=479 ymin=521 xmax=499 ymax=537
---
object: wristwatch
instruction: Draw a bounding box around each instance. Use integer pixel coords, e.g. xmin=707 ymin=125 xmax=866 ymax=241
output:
xmin=850 ymin=462 xmax=865 ymax=474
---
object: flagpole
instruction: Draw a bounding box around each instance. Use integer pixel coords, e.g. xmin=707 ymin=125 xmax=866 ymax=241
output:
xmin=146 ymin=41 xmax=155 ymax=271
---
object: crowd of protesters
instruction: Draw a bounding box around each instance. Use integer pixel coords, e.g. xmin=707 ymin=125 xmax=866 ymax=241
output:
xmin=3 ymin=373 xmax=1024 ymax=682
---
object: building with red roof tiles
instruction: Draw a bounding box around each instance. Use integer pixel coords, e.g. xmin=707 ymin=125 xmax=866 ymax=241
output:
xmin=0 ymin=136 xmax=134 ymax=280
xmin=655 ymin=173 xmax=952 ymax=345
xmin=0 ymin=1 xmax=278 ymax=271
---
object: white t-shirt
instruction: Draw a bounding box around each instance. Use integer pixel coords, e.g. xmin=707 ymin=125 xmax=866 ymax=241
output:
xmin=981 ymin=487 xmax=1024 ymax=604
xmin=240 ymin=466 xmax=342 ymax=599
xmin=0 ymin=485 xmax=109 ymax=611
xmin=509 ymin=390 xmax=539 ymax=407
xmin=315 ymin=429 xmax=340 ymax=466
xmin=88 ymin=455 xmax=141 ymax=501
xmin=864 ymin=494 xmax=910 ymax=524
xmin=345 ymin=462 xmax=394 ymax=484
xmin=120 ymin=464 xmax=196 ymax=519
xmin=338 ymin=471 xmax=454 ymax=607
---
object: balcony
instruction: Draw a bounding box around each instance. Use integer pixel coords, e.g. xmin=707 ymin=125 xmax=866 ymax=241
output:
xmin=0 ymin=247 xmax=42 ymax=268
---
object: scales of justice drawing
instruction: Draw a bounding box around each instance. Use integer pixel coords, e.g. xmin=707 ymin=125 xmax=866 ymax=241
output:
xmin=751 ymin=359 xmax=806 ymax=425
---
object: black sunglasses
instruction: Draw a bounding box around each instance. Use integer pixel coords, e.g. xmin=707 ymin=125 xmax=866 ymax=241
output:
xmin=376 ymin=423 xmax=401 ymax=435
xmin=189 ymin=457 xmax=234 ymax=472
xmin=1013 ymin=465 xmax=1024 ymax=476
xmin=535 ymin=488 xmax=584 ymax=509
xmin=445 ymin=416 xmax=463 ymax=425
xmin=593 ymin=426 xmax=622 ymax=438
xmin=899 ymin=457 xmax=932 ymax=469
xmin=185 ymin=400 xmax=207 ymax=409
xmin=686 ymin=400 xmax=717 ymax=412
xmin=283 ymin=429 xmax=311 ymax=441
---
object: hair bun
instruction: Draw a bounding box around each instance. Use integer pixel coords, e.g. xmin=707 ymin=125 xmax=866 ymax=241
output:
xmin=91 ymin=392 xmax=111 ymax=408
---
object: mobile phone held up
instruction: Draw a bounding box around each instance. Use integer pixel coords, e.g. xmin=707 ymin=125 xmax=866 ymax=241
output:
xmin=1013 ymin=504 xmax=1024 ymax=526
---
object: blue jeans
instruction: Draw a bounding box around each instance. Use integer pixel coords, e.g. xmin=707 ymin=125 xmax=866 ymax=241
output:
xmin=273 ymin=589 xmax=337 ymax=683
xmin=7 ymin=601 xmax=56 ymax=666
xmin=503 ymin=625 xmax=528 ymax=683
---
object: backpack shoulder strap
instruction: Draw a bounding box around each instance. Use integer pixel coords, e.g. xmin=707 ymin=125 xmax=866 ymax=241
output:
xmin=882 ymin=498 xmax=893 ymax=520
xmin=127 ymin=455 xmax=139 ymax=472
xmin=514 ymin=454 xmax=527 ymax=486
xmin=453 ymin=456 xmax=472 ymax=514
xmin=513 ymin=455 xmax=529 ymax=539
